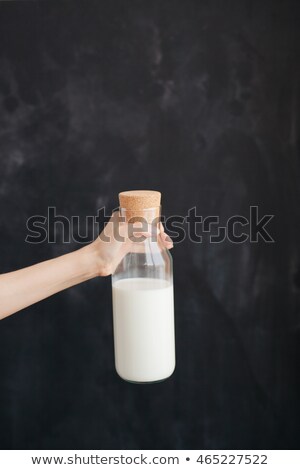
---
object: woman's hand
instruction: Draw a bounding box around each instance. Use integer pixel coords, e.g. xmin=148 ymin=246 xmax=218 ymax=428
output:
xmin=82 ymin=211 xmax=173 ymax=277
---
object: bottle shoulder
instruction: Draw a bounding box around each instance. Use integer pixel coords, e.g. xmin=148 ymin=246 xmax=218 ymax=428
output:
xmin=112 ymin=241 xmax=173 ymax=279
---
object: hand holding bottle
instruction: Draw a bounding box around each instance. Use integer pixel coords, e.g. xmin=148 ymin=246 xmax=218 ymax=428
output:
xmin=0 ymin=210 xmax=172 ymax=320
xmin=89 ymin=210 xmax=173 ymax=276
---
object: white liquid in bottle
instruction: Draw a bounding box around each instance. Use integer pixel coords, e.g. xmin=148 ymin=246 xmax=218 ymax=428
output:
xmin=112 ymin=278 xmax=176 ymax=383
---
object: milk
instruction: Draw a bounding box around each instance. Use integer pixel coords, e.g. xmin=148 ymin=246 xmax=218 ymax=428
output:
xmin=112 ymin=277 xmax=175 ymax=383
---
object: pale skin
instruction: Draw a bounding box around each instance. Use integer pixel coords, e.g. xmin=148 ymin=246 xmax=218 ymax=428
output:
xmin=0 ymin=212 xmax=173 ymax=320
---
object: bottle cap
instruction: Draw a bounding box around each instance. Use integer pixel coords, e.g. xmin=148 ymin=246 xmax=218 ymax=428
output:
xmin=119 ymin=190 xmax=161 ymax=223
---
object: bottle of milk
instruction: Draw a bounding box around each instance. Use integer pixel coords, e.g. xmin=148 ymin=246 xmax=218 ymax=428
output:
xmin=112 ymin=190 xmax=175 ymax=383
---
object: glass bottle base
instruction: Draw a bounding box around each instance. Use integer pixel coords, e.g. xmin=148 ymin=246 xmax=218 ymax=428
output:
xmin=116 ymin=368 xmax=175 ymax=384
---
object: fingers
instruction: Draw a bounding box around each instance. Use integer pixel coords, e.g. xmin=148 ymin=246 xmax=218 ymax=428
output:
xmin=134 ymin=224 xmax=173 ymax=249
xmin=131 ymin=231 xmax=152 ymax=240
xmin=160 ymin=231 xmax=173 ymax=249
xmin=159 ymin=222 xmax=173 ymax=248
xmin=103 ymin=213 xmax=173 ymax=248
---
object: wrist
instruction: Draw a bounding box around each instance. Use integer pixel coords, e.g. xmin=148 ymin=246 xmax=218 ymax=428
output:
xmin=78 ymin=241 xmax=112 ymax=278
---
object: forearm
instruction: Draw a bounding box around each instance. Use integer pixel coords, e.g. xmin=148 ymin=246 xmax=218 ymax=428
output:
xmin=0 ymin=244 xmax=101 ymax=320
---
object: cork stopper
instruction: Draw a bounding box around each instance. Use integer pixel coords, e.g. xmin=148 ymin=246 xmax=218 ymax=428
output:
xmin=119 ymin=190 xmax=161 ymax=224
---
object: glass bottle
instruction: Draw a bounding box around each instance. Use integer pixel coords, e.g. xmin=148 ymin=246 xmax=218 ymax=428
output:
xmin=111 ymin=190 xmax=175 ymax=383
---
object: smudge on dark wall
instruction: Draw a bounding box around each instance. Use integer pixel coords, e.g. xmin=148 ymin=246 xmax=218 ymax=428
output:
xmin=0 ymin=0 xmax=299 ymax=449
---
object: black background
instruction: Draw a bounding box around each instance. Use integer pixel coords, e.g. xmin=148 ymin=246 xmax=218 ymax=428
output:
xmin=0 ymin=0 xmax=300 ymax=450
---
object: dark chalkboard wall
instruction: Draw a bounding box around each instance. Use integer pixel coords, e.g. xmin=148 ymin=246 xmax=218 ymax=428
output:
xmin=0 ymin=0 xmax=299 ymax=450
